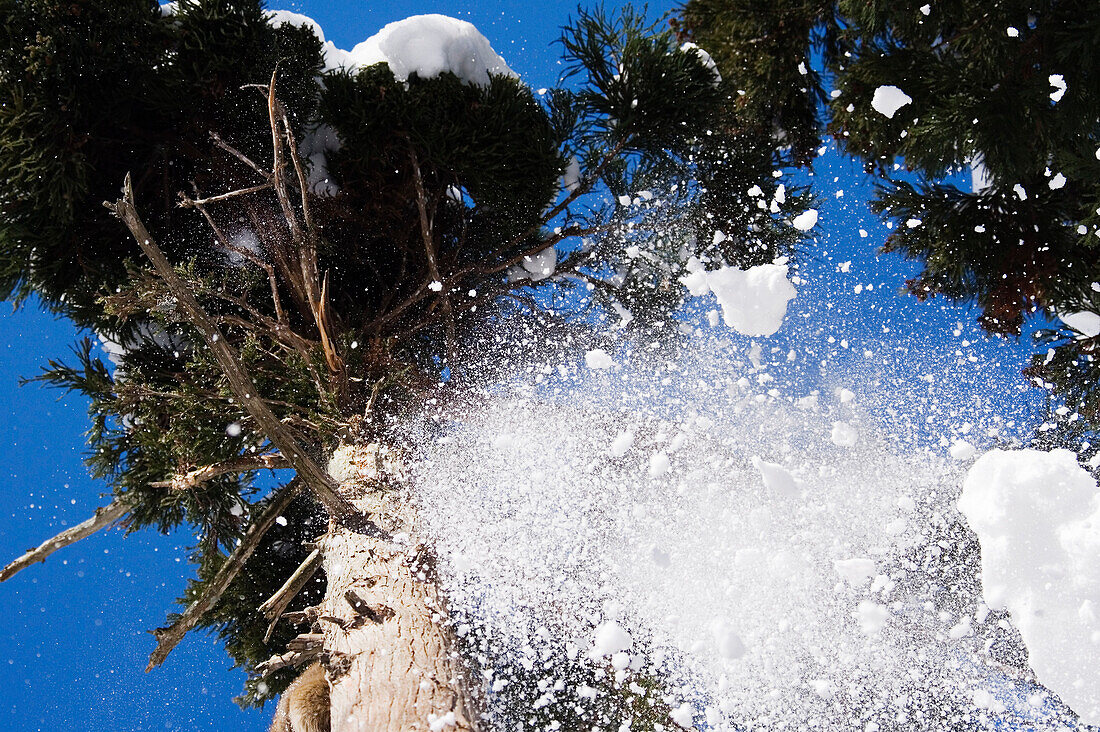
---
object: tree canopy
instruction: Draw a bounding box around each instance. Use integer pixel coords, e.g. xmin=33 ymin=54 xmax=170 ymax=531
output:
xmin=0 ymin=0 xmax=809 ymax=716
xmin=676 ymin=0 xmax=1100 ymax=448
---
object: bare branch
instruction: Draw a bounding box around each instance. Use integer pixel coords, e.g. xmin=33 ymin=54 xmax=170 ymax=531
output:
xmin=149 ymin=453 xmax=288 ymax=491
xmin=1 ymin=498 xmax=128 ymax=582
xmin=181 ymin=182 xmax=274 ymax=208
xmin=260 ymin=548 xmax=323 ymax=643
xmin=409 ymin=147 xmax=456 ymax=353
xmin=256 ymin=646 xmax=322 ymax=677
xmin=105 ymin=174 xmax=356 ymax=518
xmin=280 ymin=106 xmax=316 ymax=234
xmin=209 ymin=131 xmax=271 ymax=180
xmin=146 ymin=479 xmax=304 ymax=670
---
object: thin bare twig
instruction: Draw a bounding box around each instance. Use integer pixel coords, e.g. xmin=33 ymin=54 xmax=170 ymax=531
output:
xmin=146 ymin=479 xmax=304 ymax=670
xmin=1 ymin=498 xmax=128 ymax=582
xmin=181 ymin=182 xmax=274 ymax=208
xmin=409 ymin=146 xmax=456 ymax=354
xmin=209 ymin=131 xmax=271 ymax=180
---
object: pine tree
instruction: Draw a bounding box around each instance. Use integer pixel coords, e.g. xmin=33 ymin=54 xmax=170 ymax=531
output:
xmin=0 ymin=2 xmax=806 ymax=729
xmin=675 ymin=0 xmax=1100 ymax=452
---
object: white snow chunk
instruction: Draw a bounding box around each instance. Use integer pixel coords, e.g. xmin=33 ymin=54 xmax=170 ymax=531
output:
xmin=798 ymin=61 xmax=808 ymax=75
xmin=591 ymin=620 xmax=633 ymax=658
xmin=609 ymin=430 xmax=635 ymax=458
xmin=949 ymin=440 xmax=977 ymax=461
xmin=1049 ymin=172 xmax=1067 ymax=189
xmin=670 ymin=703 xmax=695 ymax=728
xmin=958 ymin=448 xmax=1100 ymax=725
xmin=834 ymin=557 xmax=876 ymax=586
xmin=792 ymin=208 xmax=819 ymax=231
xmin=709 ymin=264 xmax=797 ymax=336
xmin=428 ymin=280 xmax=443 ymax=292
xmin=712 ymin=621 xmax=747 ymax=659
xmin=649 ymin=451 xmax=671 ymax=477
xmin=428 ymin=711 xmax=457 ymax=731
xmin=970 ymin=157 xmax=993 ymax=192
xmin=561 ymin=156 xmax=582 ymax=192
xmin=679 ymin=269 xmax=711 ymax=297
xmin=1049 ymin=74 xmax=1067 ymax=103
xmin=584 ymin=348 xmax=615 ymax=370
xmin=836 ymin=387 xmax=856 ymax=404
xmin=920 ymin=4 xmax=931 ymax=15
xmin=680 ymin=42 xmax=722 ymax=86
xmin=1013 ymin=183 xmax=1027 ymax=200
xmin=870 ymin=85 xmax=913 ymax=118
xmin=856 ymin=600 xmax=889 ymax=635
xmin=338 ymin=15 xmax=515 ymax=86
xmin=520 ymin=247 xmax=556 ymax=281
xmin=830 ymin=421 xmax=859 ymax=447
xmin=1060 ymin=311 xmax=1100 ymax=338
xmin=1007 ymin=26 xmax=1020 ymax=37
xmin=751 ymin=456 xmax=800 ymax=497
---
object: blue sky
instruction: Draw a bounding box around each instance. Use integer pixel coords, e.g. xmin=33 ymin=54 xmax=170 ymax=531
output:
xmin=0 ymin=2 xmax=1054 ymax=730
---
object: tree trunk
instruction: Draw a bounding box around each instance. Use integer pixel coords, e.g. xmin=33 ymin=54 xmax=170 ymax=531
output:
xmin=317 ymin=442 xmax=479 ymax=732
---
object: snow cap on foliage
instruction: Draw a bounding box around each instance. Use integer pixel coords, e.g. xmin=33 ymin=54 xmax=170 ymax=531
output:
xmin=958 ymin=449 xmax=1100 ymax=726
xmin=1059 ymin=310 xmax=1100 ymax=338
xmin=680 ymin=42 xmax=722 ymax=86
xmin=332 ymin=14 xmax=514 ymax=85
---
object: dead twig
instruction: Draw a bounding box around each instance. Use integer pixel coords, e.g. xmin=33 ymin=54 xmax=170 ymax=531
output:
xmin=259 ymin=548 xmax=324 ymax=643
xmin=0 ymin=498 xmax=128 ymax=582
xmin=149 ymin=453 xmax=288 ymax=491
xmin=146 ymin=479 xmax=304 ymax=670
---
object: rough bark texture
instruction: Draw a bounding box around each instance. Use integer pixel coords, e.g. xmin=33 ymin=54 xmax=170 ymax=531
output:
xmin=318 ymin=443 xmax=479 ymax=732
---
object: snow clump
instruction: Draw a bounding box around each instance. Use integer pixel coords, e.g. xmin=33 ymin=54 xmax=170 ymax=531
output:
xmin=870 ymin=85 xmax=913 ymax=118
xmin=791 ymin=208 xmax=819 ymax=231
xmin=681 ymin=263 xmax=797 ymax=336
xmin=958 ymin=448 xmax=1100 ymax=726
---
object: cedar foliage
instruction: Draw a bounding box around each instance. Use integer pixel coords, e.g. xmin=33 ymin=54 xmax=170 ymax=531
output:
xmin=676 ymin=0 xmax=1100 ymax=447
xmin=0 ymin=0 xmax=807 ymax=718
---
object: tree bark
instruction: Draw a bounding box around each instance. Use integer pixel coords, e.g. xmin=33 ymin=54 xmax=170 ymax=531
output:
xmin=316 ymin=442 xmax=479 ymax=732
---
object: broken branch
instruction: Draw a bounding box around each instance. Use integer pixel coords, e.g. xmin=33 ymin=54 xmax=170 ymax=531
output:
xmin=105 ymin=173 xmax=355 ymax=518
xmin=146 ymin=479 xmax=304 ymax=670
xmin=260 ymin=548 xmax=323 ymax=643
xmin=149 ymin=453 xmax=288 ymax=491
xmin=0 ymin=498 xmax=128 ymax=582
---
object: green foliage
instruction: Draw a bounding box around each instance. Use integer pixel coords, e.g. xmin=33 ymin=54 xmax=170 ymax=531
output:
xmin=179 ymin=492 xmax=329 ymax=708
xmin=676 ymin=0 xmax=1100 ymax=322
xmin=0 ymin=0 xmax=322 ymax=325
xmin=677 ymin=0 xmax=1100 ymax=439
xmin=675 ymin=0 xmax=833 ymax=165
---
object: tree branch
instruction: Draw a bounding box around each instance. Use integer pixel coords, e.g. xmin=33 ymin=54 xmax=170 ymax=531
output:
xmin=0 ymin=498 xmax=128 ymax=582
xmin=104 ymin=174 xmax=356 ymax=518
xmin=149 ymin=453 xmax=288 ymax=491
xmin=146 ymin=479 xmax=304 ymax=670
xmin=255 ymin=645 xmax=322 ymax=677
xmin=259 ymin=548 xmax=323 ymax=643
